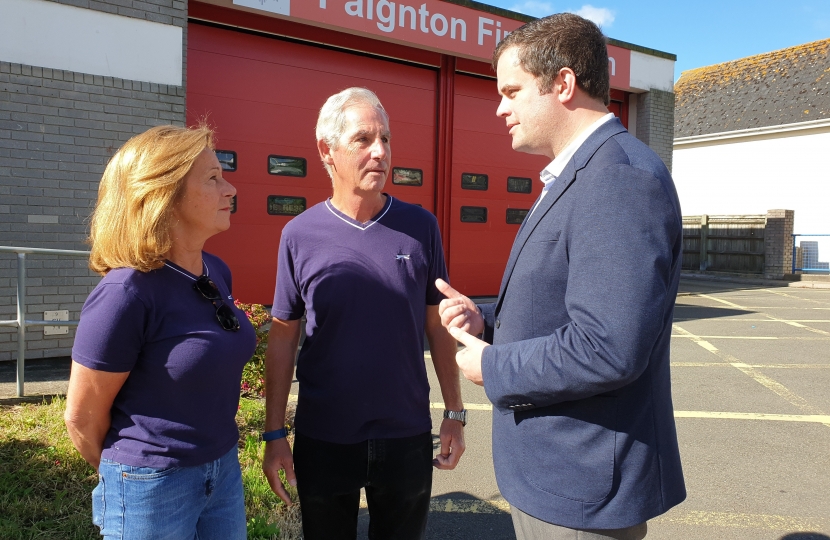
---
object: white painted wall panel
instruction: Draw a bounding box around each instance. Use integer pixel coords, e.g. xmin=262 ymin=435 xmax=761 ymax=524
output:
xmin=0 ymin=0 xmax=182 ymax=85
xmin=673 ymin=130 xmax=830 ymax=259
xmin=630 ymin=50 xmax=674 ymax=92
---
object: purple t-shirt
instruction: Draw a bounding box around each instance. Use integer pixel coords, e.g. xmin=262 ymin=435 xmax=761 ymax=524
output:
xmin=272 ymin=196 xmax=449 ymax=444
xmin=72 ymin=252 xmax=255 ymax=468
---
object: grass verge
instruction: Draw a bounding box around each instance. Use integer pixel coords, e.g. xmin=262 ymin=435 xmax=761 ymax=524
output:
xmin=0 ymin=397 xmax=301 ymax=540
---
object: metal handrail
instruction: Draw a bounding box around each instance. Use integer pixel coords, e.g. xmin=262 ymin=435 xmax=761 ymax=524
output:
xmin=791 ymin=234 xmax=830 ymax=274
xmin=0 ymin=245 xmax=91 ymax=397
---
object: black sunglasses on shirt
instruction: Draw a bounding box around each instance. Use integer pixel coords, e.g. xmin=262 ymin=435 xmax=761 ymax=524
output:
xmin=194 ymin=275 xmax=240 ymax=332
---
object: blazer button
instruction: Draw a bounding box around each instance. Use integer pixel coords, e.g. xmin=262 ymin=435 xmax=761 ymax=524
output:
xmin=495 ymin=319 xmax=501 ymax=329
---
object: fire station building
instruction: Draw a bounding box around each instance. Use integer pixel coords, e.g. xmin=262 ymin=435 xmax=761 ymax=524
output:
xmin=0 ymin=0 xmax=676 ymax=359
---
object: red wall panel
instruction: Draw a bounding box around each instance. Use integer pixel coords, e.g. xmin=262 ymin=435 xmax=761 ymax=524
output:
xmin=188 ymin=23 xmax=437 ymax=303
xmin=449 ymin=74 xmax=549 ymax=296
xmin=187 ymin=16 xmax=634 ymax=302
xmin=448 ymin=77 xmax=631 ymax=296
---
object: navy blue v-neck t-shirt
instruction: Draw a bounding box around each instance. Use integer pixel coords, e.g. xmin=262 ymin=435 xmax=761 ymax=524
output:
xmin=272 ymin=196 xmax=449 ymax=444
xmin=72 ymin=252 xmax=256 ymax=468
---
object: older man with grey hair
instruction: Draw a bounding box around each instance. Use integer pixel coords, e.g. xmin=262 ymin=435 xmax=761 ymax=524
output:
xmin=261 ymin=87 xmax=466 ymax=540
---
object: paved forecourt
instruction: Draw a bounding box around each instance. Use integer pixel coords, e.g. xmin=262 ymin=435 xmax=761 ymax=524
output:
xmin=416 ymin=280 xmax=830 ymax=540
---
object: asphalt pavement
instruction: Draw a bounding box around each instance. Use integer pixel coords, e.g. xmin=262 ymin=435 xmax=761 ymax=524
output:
xmin=419 ymin=279 xmax=830 ymax=539
xmin=2 ymin=278 xmax=829 ymax=539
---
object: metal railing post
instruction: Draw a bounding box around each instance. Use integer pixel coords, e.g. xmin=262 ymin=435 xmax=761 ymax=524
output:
xmin=2 ymin=245 xmax=90 ymax=398
xmin=16 ymin=253 xmax=26 ymax=397
xmin=699 ymin=215 xmax=709 ymax=271
xmin=792 ymin=234 xmax=797 ymax=274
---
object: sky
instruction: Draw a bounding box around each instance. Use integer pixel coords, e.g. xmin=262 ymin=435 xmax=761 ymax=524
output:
xmin=479 ymin=0 xmax=830 ymax=80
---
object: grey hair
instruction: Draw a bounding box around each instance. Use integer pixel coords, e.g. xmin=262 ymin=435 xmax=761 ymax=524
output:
xmin=315 ymin=87 xmax=388 ymax=177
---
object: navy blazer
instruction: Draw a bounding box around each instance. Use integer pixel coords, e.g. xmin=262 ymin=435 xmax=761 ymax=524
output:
xmin=480 ymin=118 xmax=686 ymax=529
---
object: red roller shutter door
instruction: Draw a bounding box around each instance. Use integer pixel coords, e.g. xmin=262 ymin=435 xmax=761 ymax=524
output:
xmin=608 ymin=89 xmax=629 ymax=127
xmin=450 ymin=74 xmax=548 ymax=296
xmin=449 ymin=76 xmax=631 ymax=296
xmin=187 ymin=23 xmax=438 ymax=303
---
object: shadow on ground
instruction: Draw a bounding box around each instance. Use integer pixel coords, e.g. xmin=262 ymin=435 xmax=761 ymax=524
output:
xmin=0 ymin=356 xmax=71 ymax=384
xmin=0 ymin=356 xmax=72 ymax=403
xmin=779 ymin=534 xmax=830 ymax=540
xmin=357 ymin=491 xmax=515 ymax=540
xmin=673 ymin=304 xmax=753 ymax=322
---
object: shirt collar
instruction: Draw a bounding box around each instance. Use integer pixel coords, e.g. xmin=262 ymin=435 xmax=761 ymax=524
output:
xmin=540 ymin=112 xmax=616 ymax=187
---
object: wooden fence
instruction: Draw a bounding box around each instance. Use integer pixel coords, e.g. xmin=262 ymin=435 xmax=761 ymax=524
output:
xmin=682 ymin=215 xmax=767 ymax=274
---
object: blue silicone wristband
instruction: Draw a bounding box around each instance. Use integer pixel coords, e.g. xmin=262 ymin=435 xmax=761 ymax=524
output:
xmin=262 ymin=427 xmax=289 ymax=442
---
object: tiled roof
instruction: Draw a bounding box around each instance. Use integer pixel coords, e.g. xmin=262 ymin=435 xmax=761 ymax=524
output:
xmin=674 ymin=39 xmax=830 ymax=138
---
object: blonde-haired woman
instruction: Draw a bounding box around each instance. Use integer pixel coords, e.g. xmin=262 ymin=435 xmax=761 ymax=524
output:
xmin=65 ymin=125 xmax=255 ymax=540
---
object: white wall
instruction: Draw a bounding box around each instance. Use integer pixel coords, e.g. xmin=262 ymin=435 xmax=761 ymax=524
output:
xmin=0 ymin=0 xmax=182 ymax=85
xmin=673 ymin=127 xmax=830 ymax=263
xmin=630 ymin=50 xmax=674 ymax=93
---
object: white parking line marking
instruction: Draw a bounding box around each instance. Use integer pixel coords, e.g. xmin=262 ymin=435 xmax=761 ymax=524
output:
xmin=762 ymin=288 xmax=830 ymax=306
xmin=676 ymin=305 xmax=830 ymax=310
xmin=430 ymin=402 xmax=492 ymax=411
xmin=653 ymin=510 xmax=827 ymax=530
xmin=671 ymin=325 xmax=828 ymax=420
xmin=674 ymin=318 xmax=830 ymax=322
xmin=763 ymin=313 xmax=830 ymax=336
xmin=289 ymin=394 xmax=830 ymax=424
xmin=672 ymin=334 xmax=830 ymax=340
xmin=672 ymin=362 xmax=830 ymax=369
xmin=695 ymin=294 xmax=746 ymax=309
xmin=367 ymin=498 xmax=830 ymax=530
xmin=674 ymin=411 xmax=830 ymax=423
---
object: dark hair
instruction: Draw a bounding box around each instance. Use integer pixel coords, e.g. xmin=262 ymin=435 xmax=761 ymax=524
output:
xmin=493 ymin=13 xmax=610 ymax=106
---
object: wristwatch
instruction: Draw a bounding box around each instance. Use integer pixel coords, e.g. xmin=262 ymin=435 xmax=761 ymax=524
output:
xmin=443 ymin=409 xmax=468 ymax=426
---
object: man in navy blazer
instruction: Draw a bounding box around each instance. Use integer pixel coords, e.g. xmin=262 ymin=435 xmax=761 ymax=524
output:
xmin=437 ymin=13 xmax=686 ymax=539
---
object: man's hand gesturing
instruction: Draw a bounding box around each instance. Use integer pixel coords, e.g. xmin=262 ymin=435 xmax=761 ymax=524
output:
xmin=436 ymin=279 xmax=488 ymax=386
xmin=436 ymin=279 xmax=484 ymax=337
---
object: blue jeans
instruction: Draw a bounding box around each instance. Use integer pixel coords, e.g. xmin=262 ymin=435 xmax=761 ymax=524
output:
xmin=92 ymin=446 xmax=246 ymax=540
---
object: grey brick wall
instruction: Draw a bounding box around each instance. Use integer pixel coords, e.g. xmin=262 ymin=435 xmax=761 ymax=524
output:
xmin=0 ymin=0 xmax=186 ymax=362
xmin=635 ymin=88 xmax=675 ymax=172
xmin=764 ymin=209 xmax=795 ymax=279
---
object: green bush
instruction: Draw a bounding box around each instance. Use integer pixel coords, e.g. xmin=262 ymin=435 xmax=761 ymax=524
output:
xmin=237 ymin=398 xmax=301 ymax=540
xmin=236 ymin=301 xmax=271 ymax=397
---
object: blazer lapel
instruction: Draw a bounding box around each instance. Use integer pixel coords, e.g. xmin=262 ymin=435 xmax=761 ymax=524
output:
xmin=493 ymin=118 xmax=627 ymax=314
xmin=493 ymin=162 xmax=577 ymax=313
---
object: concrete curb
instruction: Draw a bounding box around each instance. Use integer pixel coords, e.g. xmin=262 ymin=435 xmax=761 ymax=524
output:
xmin=0 ymin=394 xmax=63 ymax=406
xmin=681 ymin=272 xmax=830 ymax=289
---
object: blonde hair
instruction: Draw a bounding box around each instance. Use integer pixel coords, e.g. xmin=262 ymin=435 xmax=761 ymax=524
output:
xmin=88 ymin=124 xmax=214 ymax=275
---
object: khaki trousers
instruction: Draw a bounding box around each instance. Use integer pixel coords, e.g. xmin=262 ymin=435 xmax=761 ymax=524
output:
xmin=511 ymin=506 xmax=648 ymax=540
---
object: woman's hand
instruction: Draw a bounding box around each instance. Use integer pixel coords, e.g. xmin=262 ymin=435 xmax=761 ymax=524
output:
xmin=64 ymin=361 xmax=129 ymax=471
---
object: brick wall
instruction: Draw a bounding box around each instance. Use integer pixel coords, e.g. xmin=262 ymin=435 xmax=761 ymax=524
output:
xmin=764 ymin=209 xmax=795 ymax=279
xmin=0 ymin=0 xmax=186 ymax=362
xmin=635 ymin=88 xmax=675 ymax=172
